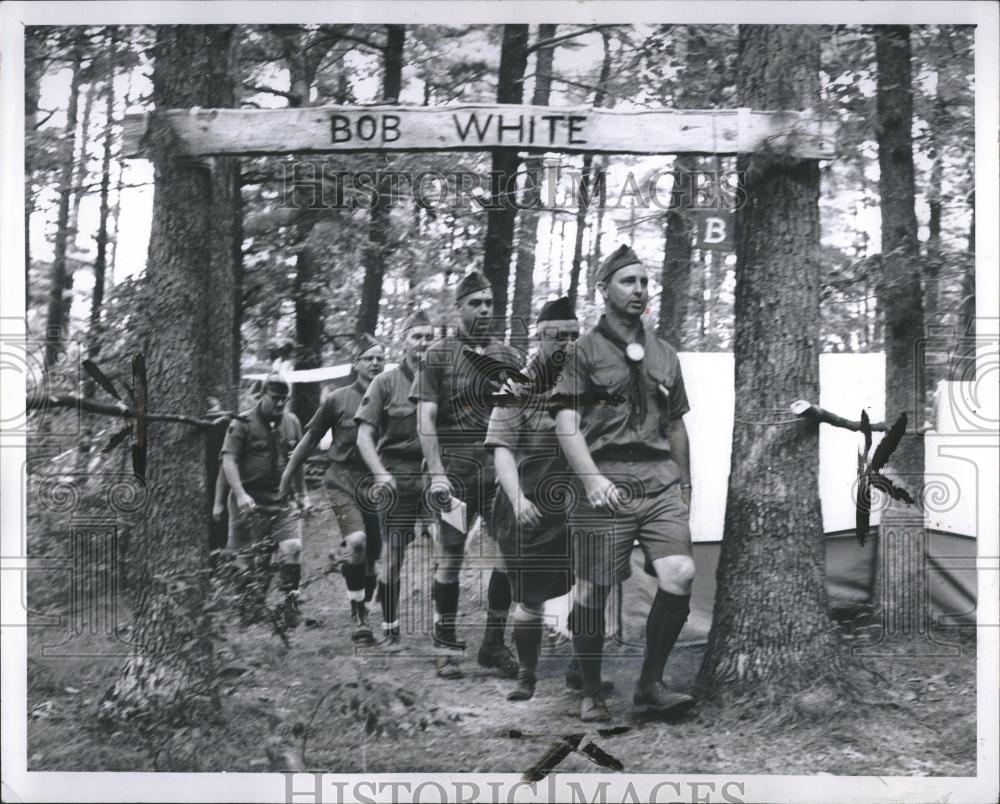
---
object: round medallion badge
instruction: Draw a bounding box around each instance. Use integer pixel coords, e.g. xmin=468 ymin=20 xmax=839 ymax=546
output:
xmin=625 ymin=343 xmax=645 ymax=362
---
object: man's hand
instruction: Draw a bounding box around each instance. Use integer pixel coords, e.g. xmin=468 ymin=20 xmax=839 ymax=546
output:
xmin=428 ymin=474 xmax=453 ymax=510
xmin=680 ymin=484 xmax=692 ymax=509
xmin=374 ymin=472 xmax=397 ymax=492
xmin=278 ymin=469 xmax=294 ymax=500
xmin=514 ymin=494 xmax=542 ymax=528
xmin=212 ymin=500 xmax=226 ymax=522
xmin=235 ymin=491 xmax=256 ymax=516
xmin=584 ymin=475 xmax=625 ymax=513
xmin=295 ymin=492 xmax=312 ymax=512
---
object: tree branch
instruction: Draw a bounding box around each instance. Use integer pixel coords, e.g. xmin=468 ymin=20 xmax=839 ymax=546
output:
xmin=791 ymin=401 xmax=889 ymax=432
xmin=526 ymin=24 xmax=614 ymax=55
xmin=242 ymin=83 xmax=299 ymax=101
xmin=25 ymin=394 xmax=243 ymax=429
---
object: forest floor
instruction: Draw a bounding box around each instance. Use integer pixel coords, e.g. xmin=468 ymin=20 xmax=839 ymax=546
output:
xmin=26 ymin=509 xmax=977 ymax=776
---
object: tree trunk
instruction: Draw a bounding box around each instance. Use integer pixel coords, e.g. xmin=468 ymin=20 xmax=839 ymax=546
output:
xmin=482 ymin=24 xmax=529 ymax=335
xmin=658 ymin=154 xmax=695 ymax=347
xmin=568 ymin=30 xmax=612 ymax=306
xmin=69 ymin=78 xmax=98 ymax=249
xmin=43 ymin=33 xmax=85 ymax=371
xmin=102 ymin=25 xmax=240 ymax=723
xmin=25 ymin=28 xmax=49 ymax=292
xmin=697 ymin=26 xmax=848 ymax=704
xmin=510 ymin=24 xmax=556 ymax=351
xmin=873 ymin=26 xmax=927 ymax=646
xmin=85 ymin=28 xmax=117 ymax=400
xmin=356 ymin=24 xmax=406 ymax=337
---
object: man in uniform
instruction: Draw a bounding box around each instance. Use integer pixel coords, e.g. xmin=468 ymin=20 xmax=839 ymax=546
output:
xmin=410 ymin=270 xmax=520 ymax=679
xmin=553 ymin=245 xmax=696 ymax=722
xmin=355 ymin=310 xmax=436 ymax=648
xmin=280 ymin=334 xmax=385 ymax=643
xmin=220 ymin=373 xmax=305 ymax=627
xmin=486 ymin=297 xmax=579 ymax=700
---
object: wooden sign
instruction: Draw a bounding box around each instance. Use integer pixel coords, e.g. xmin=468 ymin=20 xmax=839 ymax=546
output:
xmin=123 ymin=104 xmax=836 ymax=160
xmin=694 ymin=210 xmax=736 ymax=252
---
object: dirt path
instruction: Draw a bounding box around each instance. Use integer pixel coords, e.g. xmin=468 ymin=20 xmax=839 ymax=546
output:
xmin=27 ymin=509 xmax=977 ymax=776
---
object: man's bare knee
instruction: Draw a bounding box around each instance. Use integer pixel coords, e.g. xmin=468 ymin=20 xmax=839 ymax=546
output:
xmin=344 ymin=531 xmax=366 ymax=563
xmin=575 ymin=580 xmax=610 ymax=610
xmin=653 ymin=555 xmax=695 ymax=594
xmin=277 ymin=537 xmax=302 ymax=565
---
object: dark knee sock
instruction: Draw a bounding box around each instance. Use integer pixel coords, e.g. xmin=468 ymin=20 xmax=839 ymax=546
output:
xmin=279 ymin=563 xmax=301 ymax=594
xmin=379 ymin=579 xmax=400 ymax=627
xmin=342 ymin=562 xmax=365 ymax=593
xmin=639 ymin=591 xmax=691 ymax=685
xmin=433 ymin=580 xmax=460 ymax=629
xmin=570 ymin=602 xmax=606 ymax=697
xmin=512 ymin=619 xmax=542 ymax=675
xmin=487 ymin=569 xmax=512 ymax=615
xmin=364 ymin=573 xmax=378 ymax=603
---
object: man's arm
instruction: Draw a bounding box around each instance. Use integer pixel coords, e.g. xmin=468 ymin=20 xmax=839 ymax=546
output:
xmin=667 ymin=416 xmax=691 ymax=507
xmin=280 ymin=429 xmax=322 ymax=498
xmin=555 ymin=408 xmax=623 ymax=511
xmin=212 ymin=464 xmax=228 ymax=520
xmin=417 ymin=400 xmax=451 ymax=500
xmin=222 ymin=453 xmax=256 ymax=514
xmin=357 ymin=422 xmax=392 ymax=485
xmin=493 ymin=446 xmax=541 ymax=528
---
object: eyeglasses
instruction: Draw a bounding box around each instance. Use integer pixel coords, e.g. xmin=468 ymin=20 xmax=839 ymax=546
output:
xmin=265 ymin=392 xmax=289 ymax=403
xmin=539 ymin=328 xmax=580 ymax=341
xmin=358 ymin=355 xmax=384 ymax=363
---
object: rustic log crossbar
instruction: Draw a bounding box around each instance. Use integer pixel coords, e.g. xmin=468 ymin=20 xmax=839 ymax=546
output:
xmin=123 ymin=103 xmax=837 ymax=159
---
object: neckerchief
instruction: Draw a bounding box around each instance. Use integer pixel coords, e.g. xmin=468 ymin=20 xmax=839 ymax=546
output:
xmin=594 ymin=315 xmax=647 ymax=427
xmin=457 ymin=329 xmax=491 ymax=351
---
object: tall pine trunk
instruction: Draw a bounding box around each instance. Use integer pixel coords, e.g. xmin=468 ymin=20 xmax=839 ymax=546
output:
xmin=85 ymin=27 xmax=117 ymax=400
xmin=356 ymin=24 xmax=406 ymax=336
xmin=103 ymin=25 xmax=240 ymax=722
xmin=697 ymin=26 xmax=848 ymax=703
xmin=482 ymin=25 xmax=529 ymax=335
xmin=567 ymin=30 xmax=612 ymax=306
xmin=43 ymin=32 xmax=85 ymax=371
xmin=510 ymin=24 xmax=556 ymax=351
xmin=874 ymin=26 xmax=927 ymax=642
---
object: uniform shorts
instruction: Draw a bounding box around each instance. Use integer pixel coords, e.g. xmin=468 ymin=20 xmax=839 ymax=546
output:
xmin=569 ymin=482 xmax=691 ymax=586
xmin=326 ymin=485 xmax=382 ymax=563
xmin=226 ymin=496 xmax=302 ymax=554
xmin=380 ymin=458 xmax=426 ymax=549
xmin=492 ymin=491 xmax=572 ymax=604
xmin=429 ymin=445 xmax=499 ymax=547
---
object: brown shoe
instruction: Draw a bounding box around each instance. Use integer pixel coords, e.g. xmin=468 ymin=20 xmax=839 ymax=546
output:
xmin=580 ymin=694 xmax=611 ymax=722
xmin=633 ymin=681 xmax=695 ymax=715
xmin=506 ymin=670 xmax=537 ymax=701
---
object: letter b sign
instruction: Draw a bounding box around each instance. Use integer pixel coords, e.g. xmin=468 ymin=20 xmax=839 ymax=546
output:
xmin=695 ymin=211 xmax=734 ymax=252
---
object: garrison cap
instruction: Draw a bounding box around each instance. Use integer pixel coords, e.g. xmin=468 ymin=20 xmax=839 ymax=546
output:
xmin=455 ymin=270 xmax=492 ymax=301
xmin=352 ymin=333 xmax=383 ymax=361
xmin=537 ymin=296 xmax=577 ymax=323
xmin=401 ymin=309 xmax=433 ymax=332
xmin=597 ymin=244 xmax=643 ymax=285
xmin=262 ymin=372 xmax=290 ymax=397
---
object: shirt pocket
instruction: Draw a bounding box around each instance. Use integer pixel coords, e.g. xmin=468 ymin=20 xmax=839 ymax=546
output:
xmin=591 ymin=362 xmax=629 ymax=395
xmin=646 ymin=365 xmax=673 ymax=433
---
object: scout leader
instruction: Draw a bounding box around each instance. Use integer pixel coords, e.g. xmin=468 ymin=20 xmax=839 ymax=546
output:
xmin=280 ymin=335 xmax=385 ymax=644
xmin=485 ymin=297 xmax=580 ymax=701
xmin=410 ymin=270 xmax=521 ymax=680
xmin=355 ymin=310 xmax=436 ymax=649
xmin=552 ymin=245 xmax=696 ymax=723
xmin=220 ymin=373 xmax=306 ymax=627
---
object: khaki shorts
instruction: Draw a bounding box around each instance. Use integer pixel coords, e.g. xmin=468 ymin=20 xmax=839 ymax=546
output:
xmin=570 ymin=482 xmax=691 ymax=586
xmin=327 ymin=485 xmax=382 ymax=563
xmin=430 ymin=445 xmax=499 ymax=547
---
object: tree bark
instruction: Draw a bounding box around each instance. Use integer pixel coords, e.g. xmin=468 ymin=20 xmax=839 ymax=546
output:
xmin=85 ymin=28 xmax=118 ymax=400
xmin=874 ymin=26 xmax=926 ymax=642
xmin=658 ymin=153 xmax=695 ymax=347
xmin=103 ymin=25 xmax=240 ymax=722
xmin=69 ymin=78 xmax=98 ymax=248
xmin=697 ymin=26 xmax=848 ymax=703
xmin=510 ymin=24 xmax=556 ymax=350
xmin=355 ymin=24 xmax=406 ymax=337
xmin=43 ymin=33 xmax=85 ymax=371
xmin=482 ymin=24 xmax=529 ymax=335
xmin=568 ymin=30 xmax=613 ymax=307
xmin=25 ymin=27 xmax=50 ymax=293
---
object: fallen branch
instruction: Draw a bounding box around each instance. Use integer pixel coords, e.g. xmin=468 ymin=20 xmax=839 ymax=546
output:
xmin=790 ymin=401 xmax=889 ymax=432
xmin=25 ymin=393 xmax=242 ymax=429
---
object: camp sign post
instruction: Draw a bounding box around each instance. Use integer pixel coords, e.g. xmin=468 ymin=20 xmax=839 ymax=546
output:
xmin=123 ymin=104 xmax=836 ymax=159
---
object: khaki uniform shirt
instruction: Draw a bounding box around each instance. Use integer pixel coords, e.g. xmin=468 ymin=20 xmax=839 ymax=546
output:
xmin=221 ymin=405 xmax=302 ymax=505
xmin=354 ymin=362 xmax=422 ymax=463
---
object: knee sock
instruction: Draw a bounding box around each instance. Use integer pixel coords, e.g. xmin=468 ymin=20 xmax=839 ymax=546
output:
xmin=279 ymin=563 xmax=301 ymax=595
xmin=342 ymin=562 xmax=366 ymax=603
xmin=379 ymin=578 xmax=400 ymax=629
xmin=364 ymin=573 xmax=378 ymax=603
xmin=487 ymin=569 xmax=512 ymax=616
xmin=512 ymin=618 xmax=543 ymax=675
xmin=570 ymin=602 xmax=606 ymax=697
xmin=638 ymin=591 xmax=691 ymax=685
xmin=433 ymin=579 xmax=460 ymax=631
